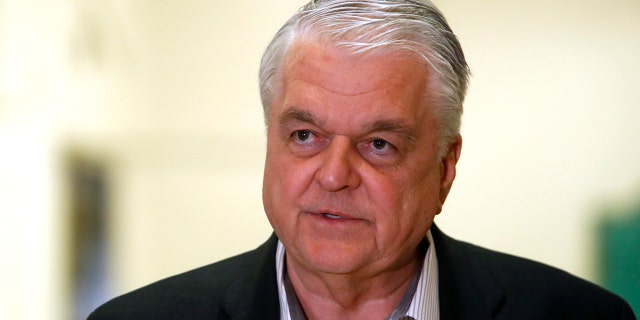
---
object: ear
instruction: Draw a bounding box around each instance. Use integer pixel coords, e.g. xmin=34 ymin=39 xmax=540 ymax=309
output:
xmin=439 ymin=134 xmax=462 ymax=205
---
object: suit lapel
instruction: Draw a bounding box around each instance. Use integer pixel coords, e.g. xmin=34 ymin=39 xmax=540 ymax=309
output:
xmin=220 ymin=234 xmax=281 ymax=320
xmin=432 ymin=225 xmax=506 ymax=320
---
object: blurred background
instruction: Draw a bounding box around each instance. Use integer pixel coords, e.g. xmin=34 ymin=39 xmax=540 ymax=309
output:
xmin=1 ymin=0 xmax=639 ymax=319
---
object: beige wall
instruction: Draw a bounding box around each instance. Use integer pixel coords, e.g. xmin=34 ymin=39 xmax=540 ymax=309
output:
xmin=1 ymin=0 xmax=639 ymax=319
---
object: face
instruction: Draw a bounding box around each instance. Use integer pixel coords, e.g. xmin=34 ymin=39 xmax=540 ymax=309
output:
xmin=262 ymin=41 xmax=461 ymax=277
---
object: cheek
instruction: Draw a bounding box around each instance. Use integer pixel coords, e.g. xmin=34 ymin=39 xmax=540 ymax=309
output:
xmin=263 ymin=144 xmax=317 ymax=208
xmin=263 ymin=152 xmax=298 ymax=237
xmin=403 ymin=168 xmax=442 ymax=219
xmin=391 ymin=166 xmax=441 ymax=224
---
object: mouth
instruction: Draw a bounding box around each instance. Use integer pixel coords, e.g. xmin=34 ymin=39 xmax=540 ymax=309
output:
xmin=307 ymin=210 xmax=360 ymax=221
xmin=304 ymin=209 xmax=369 ymax=230
xmin=323 ymin=213 xmax=343 ymax=220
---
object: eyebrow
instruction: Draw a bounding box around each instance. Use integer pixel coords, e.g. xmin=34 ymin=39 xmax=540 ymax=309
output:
xmin=278 ymin=108 xmax=319 ymax=129
xmin=277 ymin=107 xmax=417 ymax=143
xmin=363 ymin=119 xmax=418 ymax=144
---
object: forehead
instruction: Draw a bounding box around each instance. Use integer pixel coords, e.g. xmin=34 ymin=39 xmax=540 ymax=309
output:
xmin=280 ymin=40 xmax=430 ymax=102
xmin=273 ymin=41 xmax=437 ymax=137
xmin=282 ymin=39 xmax=429 ymax=88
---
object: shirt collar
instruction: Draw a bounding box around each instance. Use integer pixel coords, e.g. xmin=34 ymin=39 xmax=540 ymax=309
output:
xmin=275 ymin=230 xmax=439 ymax=320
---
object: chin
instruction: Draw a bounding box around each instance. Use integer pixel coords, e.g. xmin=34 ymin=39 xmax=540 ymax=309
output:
xmin=295 ymin=241 xmax=373 ymax=275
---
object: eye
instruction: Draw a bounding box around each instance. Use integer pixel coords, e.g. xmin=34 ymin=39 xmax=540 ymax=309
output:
xmin=289 ymin=129 xmax=326 ymax=156
xmin=357 ymin=137 xmax=400 ymax=166
xmin=370 ymin=138 xmax=394 ymax=154
xmin=371 ymin=139 xmax=388 ymax=150
xmin=292 ymin=130 xmax=315 ymax=144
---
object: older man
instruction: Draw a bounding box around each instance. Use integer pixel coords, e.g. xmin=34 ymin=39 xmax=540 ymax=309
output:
xmin=90 ymin=0 xmax=636 ymax=319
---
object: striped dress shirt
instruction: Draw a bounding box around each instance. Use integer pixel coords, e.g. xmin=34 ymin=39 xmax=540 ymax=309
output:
xmin=275 ymin=230 xmax=439 ymax=320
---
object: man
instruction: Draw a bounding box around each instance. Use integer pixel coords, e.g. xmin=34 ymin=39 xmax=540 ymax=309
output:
xmin=90 ymin=0 xmax=636 ymax=319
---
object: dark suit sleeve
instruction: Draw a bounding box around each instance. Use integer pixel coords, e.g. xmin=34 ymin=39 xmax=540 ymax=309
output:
xmin=615 ymin=299 xmax=637 ymax=320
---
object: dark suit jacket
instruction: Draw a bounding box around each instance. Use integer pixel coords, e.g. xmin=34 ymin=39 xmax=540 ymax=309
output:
xmin=89 ymin=225 xmax=636 ymax=319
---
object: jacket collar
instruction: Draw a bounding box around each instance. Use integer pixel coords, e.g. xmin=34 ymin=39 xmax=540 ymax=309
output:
xmin=431 ymin=224 xmax=506 ymax=319
xmin=220 ymin=233 xmax=281 ymax=320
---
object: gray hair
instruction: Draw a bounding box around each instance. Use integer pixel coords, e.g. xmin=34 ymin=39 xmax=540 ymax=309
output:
xmin=259 ymin=0 xmax=470 ymax=155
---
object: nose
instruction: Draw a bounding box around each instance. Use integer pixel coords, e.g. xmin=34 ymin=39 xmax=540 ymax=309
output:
xmin=315 ymin=137 xmax=361 ymax=191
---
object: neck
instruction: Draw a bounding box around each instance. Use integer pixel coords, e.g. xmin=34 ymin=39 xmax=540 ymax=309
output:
xmin=285 ymin=251 xmax=421 ymax=320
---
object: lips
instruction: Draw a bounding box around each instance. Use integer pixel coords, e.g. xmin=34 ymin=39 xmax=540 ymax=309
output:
xmin=307 ymin=209 xmax=360 ymax=221
xmin=323 ymin=213 xmax=342 ymax=219
xmin=304 ymin=209 xmax=369 ymax=231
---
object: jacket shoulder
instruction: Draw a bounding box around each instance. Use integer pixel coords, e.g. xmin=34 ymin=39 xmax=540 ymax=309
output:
xmin=474 ymin=242 xmax=635 ymax=319
xmin=432 ymin=226 xmax=636 ymax=319
xmin=88 ymin=235 xmax=279 ymax=320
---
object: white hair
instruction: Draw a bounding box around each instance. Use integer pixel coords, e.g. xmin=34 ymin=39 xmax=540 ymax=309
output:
xmin=259 ymin=0 xmax=470 ymax=155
